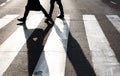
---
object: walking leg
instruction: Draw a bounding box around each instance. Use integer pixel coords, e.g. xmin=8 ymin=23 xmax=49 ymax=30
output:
xmin=49 ymin=0 xmax=55 ymax=17
xmin=57 ymin=0 xmax=64 ymax=18
xmin=18 ymin=7 xmax=30 ymax=22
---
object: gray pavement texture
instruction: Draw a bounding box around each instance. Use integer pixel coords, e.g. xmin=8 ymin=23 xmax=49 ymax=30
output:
xmin=0 ymin=0 xmax=120 ymax=76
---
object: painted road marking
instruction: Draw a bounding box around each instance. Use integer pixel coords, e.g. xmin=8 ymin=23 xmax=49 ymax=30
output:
xmin=0 ymin=0 xmax=10 ymax=6
xmin=32 ymin=15 xmax=70 ymax=76
xmin=0 ymin=15 xmax=19 ymax=29
xmin=0 ymin=14 xmax=44 ymax=76
xmin=106 ymin=15 xmax=120 ymax=33
xmin=0 ymin=3 xmax=6 ymax=6
xmin=83 ymin=15 xmax=120 ymax=76
xmin=6 ymin=0 xmax=10 ymax=2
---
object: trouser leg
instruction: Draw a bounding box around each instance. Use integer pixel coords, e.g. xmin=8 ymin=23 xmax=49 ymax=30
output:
xmin=40 ymin=5 xmax=49 ymax=17
xmin=56 ymin=0 xmax=64 ymax=16
xmin=49 ymin=0 xmax=55 ymax=17
xmin=23 ymin=7 xmax=30 ymax=20
xmin=18 ymin=7 xmax=30 ymax=22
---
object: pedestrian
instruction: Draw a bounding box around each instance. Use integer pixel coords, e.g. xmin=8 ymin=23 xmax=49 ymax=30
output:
xmin=18 ymin=0 xmax=52 ymax=23
xmin=49 ymin=0 xmax=64 ymax=18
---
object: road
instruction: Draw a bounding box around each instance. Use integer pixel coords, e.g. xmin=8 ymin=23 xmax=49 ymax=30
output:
xmin=0 ymin=0 xmax=120 ymax=76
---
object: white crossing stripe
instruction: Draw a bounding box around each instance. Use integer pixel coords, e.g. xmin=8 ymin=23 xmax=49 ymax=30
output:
xmin=0 ymin=14 xmax=44 ymax=76
xmin=32 ymin=15 xmax=70 ymax=76
xmin=83 ymin=15 xmax=120 ymax=76
xmin=0 ymin=3 xmax=6 ymax=6
xmin=106 ymin=15 xmax=120 ymax=33
xmin=0 ymin=15 xmax=19 ymax=29
xmin=6 ymin=0 xmax=10 ymax=2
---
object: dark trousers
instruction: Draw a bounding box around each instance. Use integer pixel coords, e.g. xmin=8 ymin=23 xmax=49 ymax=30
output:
xmin=49 ymin=0 xmax=64 ymax=17
xmin=23 ymin=5 xmax=49 ymax=20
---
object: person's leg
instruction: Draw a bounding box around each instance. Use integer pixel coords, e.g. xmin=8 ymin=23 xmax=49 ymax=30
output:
xmin=40 ymin=5 xmax=54 ymax=23
xmin=40 ymin=5 xmax=49 ymax=18
xmin=49 ymin=0 xmax=55 ymax=17
xmin=23 ymin=8 xmax=30 ymax=20
xmin=56 ymin=0 xmax=64 ymax=18
xmin=18 ymin=7 xmax=30 ymax=22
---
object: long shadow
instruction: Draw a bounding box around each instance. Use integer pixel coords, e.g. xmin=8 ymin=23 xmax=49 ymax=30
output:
xmin=18 ymin=22 xmax=53 ymax=76
xmin=52 ymin=18 xmax=96 ymax=76
xmin=67 ymin=33 xmax=96 ymax=76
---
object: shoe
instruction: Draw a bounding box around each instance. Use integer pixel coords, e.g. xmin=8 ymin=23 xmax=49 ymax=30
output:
xmin=45 ymin=17 xmax=54 ymax=24
xmin=17 ymin=18 xmax=26 ymax=23
xmin=57 ymin=15 xmax=64 ymax=18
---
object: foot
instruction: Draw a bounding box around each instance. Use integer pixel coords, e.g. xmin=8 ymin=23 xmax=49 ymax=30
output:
xmin=57 ymin=15 xmax=64 ymax=19
xmin=45 ymin=17 xmax=54 ymax=24
xmin=17 ymin=18 xmax=26 ymax=23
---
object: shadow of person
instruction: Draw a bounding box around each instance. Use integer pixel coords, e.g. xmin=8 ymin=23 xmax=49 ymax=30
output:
xmin=52 ymin=18 xmax=95 ymax=76
xmin=18 ymin=22 xmax=53 ymax=76
xmin=66 ymin=33 xmax=96 ymax=76
xmin=18 ymin=0 xmax=52 ymax=23
xmin=49 ymin=0 xmax=64 ymax=18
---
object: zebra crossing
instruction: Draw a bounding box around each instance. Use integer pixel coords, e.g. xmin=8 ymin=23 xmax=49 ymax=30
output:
xmin=32 ymin=15 xmax=70 ymax=76
xmin=83 ymin=15 xmax=120 ymax=76
xmin=106 ymin=15 xmax=120 ymax=33
xmin=0 ymin=15 xmax=19 ymax=29
xmin=0 ymin=14 xmax=44 ymax=76
xmin=0 ymin=14 xmax=120 ymax=76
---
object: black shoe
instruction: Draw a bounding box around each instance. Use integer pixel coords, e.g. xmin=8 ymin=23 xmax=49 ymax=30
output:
xmin=17 ymin=22 xmax=25 ymax=25
xmin=17 ymin=18 xmax=26 ymax=23
xmin=45 ymin=17 xmax=54 ymax=24
xmin=57 ymin=15 xmax=64 ymax=18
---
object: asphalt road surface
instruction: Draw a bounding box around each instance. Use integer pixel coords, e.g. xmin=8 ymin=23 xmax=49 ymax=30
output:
xmin=0 ymin=0 xmax=120 ymax=76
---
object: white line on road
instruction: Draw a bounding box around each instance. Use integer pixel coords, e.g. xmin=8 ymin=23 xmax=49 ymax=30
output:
xmin=0 ymin=14 xmax=44 ymax=76
xmin=106 ymin=15 xmax=120 ymax=33
xmin=110 ymin=1 xmax=117 ymax=5
xmin=32 ymin=15 xmax=70 ymax=76
xmin=0 ymin=3 xmax=6 ymax=6
xmin=0 ymin=14 xmax=19 ymax=29
xmin=6 ymin=0 xmax=10 ymax=2
xmin=83 ymin=15 xmax=120 ymax=76
xmin=0 ymin=0 xmax=10 ymax=6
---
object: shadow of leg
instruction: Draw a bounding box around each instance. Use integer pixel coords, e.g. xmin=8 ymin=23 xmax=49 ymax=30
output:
xmin=66 ymin=33 xmax=96 ymax=76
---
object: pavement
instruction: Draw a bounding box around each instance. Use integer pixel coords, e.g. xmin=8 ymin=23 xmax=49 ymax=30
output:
xmin=0 ymin=0 xmax=120 ymax=76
